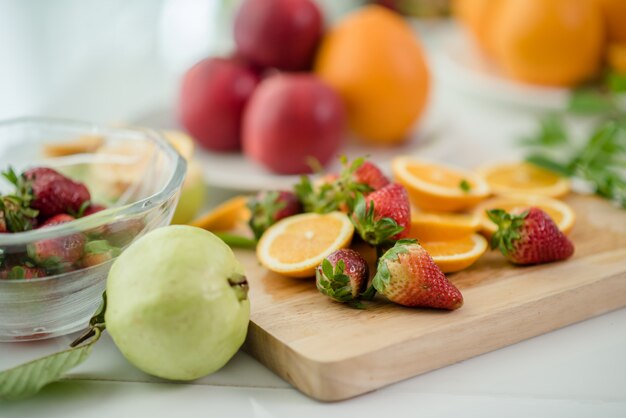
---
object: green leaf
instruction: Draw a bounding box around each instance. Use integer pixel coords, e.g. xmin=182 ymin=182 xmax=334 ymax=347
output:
xmin=520 ymin=114 xmax=568 ymax=147
xmin=214 ymin=232 xmax=257 ymax=249
xmin=0 ymin=328 xmax=101 ymax=400
xmin=607 ymin=71 xmax=626 ymax=94
xmin=567 ymin=88 xmax=616 ymax=114
xmin=525 ymin=154 xmax=572 ymax=177
xmin=459 ymin=179 xmax=472 ymax=193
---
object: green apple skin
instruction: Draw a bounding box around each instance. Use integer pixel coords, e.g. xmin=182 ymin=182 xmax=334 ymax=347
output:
xmin=171 ymin=162 xmax=206 ymax=225
xmin=105 ymin=225 xmax=249 ymax=380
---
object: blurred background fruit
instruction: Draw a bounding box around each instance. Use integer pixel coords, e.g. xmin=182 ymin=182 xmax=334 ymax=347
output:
xmin=242 ymin=74 xmax=345 ymax=174
xmin=234 ymin=0 xmax=324 ymax=71
xmin=451 ymin=0 xmax=496 ymax=54
xmin=179 ymin=57 xmax=260 ymax=152
xmin=598 ymin=0 xmax=626 ymax=44
xmin=488 ymin=0 xmax=604 ymax=87
xmin=315 ymin=5 xmax=430 ymax=145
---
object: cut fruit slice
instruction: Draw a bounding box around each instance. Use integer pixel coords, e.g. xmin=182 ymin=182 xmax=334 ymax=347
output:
xmin=189 ymin=196 xmax=251 ymax=231
xmin=421 ymin=234 xmax=488 ymax=273
xmin=474 ymin=194 xmax=575 ymax=236
xmin=476 ymin=161 xmax=570 ymax=198
xmin=43 ymin=135 xmax=104 ymax=157
xmin=408 ymin=211 xmax=481 ymax=241
xmin=392 ymin=156 xmax=490 ymax=212
xmin=256 ymin=212 xmax=354 ymax=278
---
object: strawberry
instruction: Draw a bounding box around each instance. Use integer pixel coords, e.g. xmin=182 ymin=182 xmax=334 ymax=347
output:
xmin=99 ymin=217 xmax=145 ymax=247
xmin=0 ymin=193 xmax=38 ymax=233
xmin=0 ymin=210 xmax=6 ymax=233
xmin=0 ymin=265 xmax=47 ymax=280
xmin=83 ymin=204 xmax=106 ymax=217
xmin=487 ymin=207 xmax=575 ymax=265
xmin=28 ymin=213 xmax=86 ymax=272
xmin=316 ymin=249 xmax=370 ymax=307
xmin=351 ymin=183 xmax=411 ymax=246
xmin=372 ymin=240 xmax=464 ymax=310
xmin=81 ymin=240 xmax=121 ymax=268
xmin=21 ymin=167 xmax=91 ymax=218
xmin=39 ymin=213 xmax=75 ymax=227
xmin=353 ymin=161 xmax=389 ymax=191
xmin=248 ymin=190 xmax=301 ymax=239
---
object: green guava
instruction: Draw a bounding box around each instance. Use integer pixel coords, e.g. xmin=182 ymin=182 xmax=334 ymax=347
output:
xmin=105 ymin=225 xmax=249 ymax=380
xmin=171 ymin=162 xmax=206 ymax=225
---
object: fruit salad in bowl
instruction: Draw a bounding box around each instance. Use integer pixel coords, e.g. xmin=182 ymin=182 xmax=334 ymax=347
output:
xmin=0 ymin=118 xmax=186 ymax=341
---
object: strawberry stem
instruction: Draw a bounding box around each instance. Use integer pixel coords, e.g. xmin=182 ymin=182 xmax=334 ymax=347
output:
xmin=487 ymin=209 xmax=528 ymax=256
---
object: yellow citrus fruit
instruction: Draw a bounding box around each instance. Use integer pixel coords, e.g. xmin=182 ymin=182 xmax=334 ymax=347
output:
xmin=189 ymin=196 xmax=250 ymax=232
xmin=256 ymin=212 xmax=354 ymax=278
xmin=607 ymin=43 xmax=626 ymax=74
xmin=474 ymin=194 xmax=575 ymax=236
xmin=314 ymin=5 xmax=430 ymax=145
xmin=408 ymin=211 xmax=481 ymax=241
xmin=598 ymin=0 xmax=626 ymax=43
xmin=476 ymin=161 xmax=571 ymax=198
xmin=392 ymin=156 xmax=490 ymax=212
xmin=488 ymin=0 xmax=604 ymax=86
xmin=422 ymin=234 xmax=488 ymax=273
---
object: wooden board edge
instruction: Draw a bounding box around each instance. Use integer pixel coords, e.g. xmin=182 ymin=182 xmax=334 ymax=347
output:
xmin=244 ymin=271 xmax=626 ymax=402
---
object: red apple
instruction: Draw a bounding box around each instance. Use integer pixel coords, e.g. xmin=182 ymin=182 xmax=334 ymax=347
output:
xmin=242 ymin=74 xmax=345 ymax=174
xmin=234 ymin=0 xmax=323 ymax=71
xmin=179 ymin=57 xmax=259 ymax=152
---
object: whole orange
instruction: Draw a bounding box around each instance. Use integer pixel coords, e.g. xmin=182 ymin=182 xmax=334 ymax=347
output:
xmin=452 ymin=0 xmax=500 ymax=55
xmin=597 ymin=0 xmax=626 ymax=43
xmin=314 ymin=5 xmax=430 ymax=145
xmin=488 ymin=0 xmax=604 ymax=86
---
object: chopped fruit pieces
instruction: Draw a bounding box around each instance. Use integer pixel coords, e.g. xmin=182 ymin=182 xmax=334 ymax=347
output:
xmin=372 ymin=240 xmax=463 ymax=309
xmin=190 ymin=196 xmax=251 ymax=232
xmin=488 ymin=207 xmax=575 ymax=265
xmin=421 ymin=234 xmax=488 ymax=273
xmin=42 ymin=135 xmax=104 ymax=157
xmin=22 ymin=167 xmax=91 ymax=218
xmin=476 ymin=161 xmax=571 ymax=198
xmin=392 ymin=156 xmax=490 ymax=212
xmin=256 ymin=212 xmax=354 ymax=278
xmin=474 ymin=194 xmax=575 ymax=236
xmin=408 ymin=211 xmax=481 ymax=241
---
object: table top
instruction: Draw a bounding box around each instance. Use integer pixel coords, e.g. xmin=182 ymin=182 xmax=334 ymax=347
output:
xmin=0 ymin=9 xmax=625 ymax=416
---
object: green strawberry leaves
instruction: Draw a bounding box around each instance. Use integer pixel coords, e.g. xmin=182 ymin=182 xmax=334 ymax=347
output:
xmin=248 ymin=191 xmax=287 ymax=240
xmin=0 ymin=294 xmax=107 ymax=401
xmin=316 ymin=259 xmax=364 ymax=308
xmin=371 ymin=239 xmax=416 ymax=293
xmin=351 ymin=194 xmax=405 ymax=247
xmin=487 ymin=209 xmax=528 ymax=256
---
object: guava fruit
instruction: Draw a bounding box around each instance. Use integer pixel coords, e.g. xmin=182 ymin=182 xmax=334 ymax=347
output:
xmin=105 ymin=225 xmax=250 ymax=380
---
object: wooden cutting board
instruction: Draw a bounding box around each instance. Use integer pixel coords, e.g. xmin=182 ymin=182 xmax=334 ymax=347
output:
xmin=236 ymin=194 xmax=626 ymax=401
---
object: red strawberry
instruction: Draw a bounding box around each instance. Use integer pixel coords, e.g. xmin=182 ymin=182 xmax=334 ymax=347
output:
xmin=316 ymin=248 xmax=370 ymax=307
xmin=488 ymin=207 xmax=575 ymax=265
xmin=0 ymin=265 xmax=47 ymax=280
xmin=83 ymin=204 xmax=106 ymax=217
xmin=248 ymin=190 xmax=302 ymax=239
xmin=353 ymin=161 xmax=389 ymax=191
xmin=22 ymin=167 xmax=91 ymax=218
xmin=351 ymin=183 xmax=411 ymax=246
xmin=372 ymin=240 xmax=463 ymax=310
xmin=29 ymin=213 xmax=86 ymax=271
xmin=39 ymin=213 xmax=75 ymax=227
xmin=0 ymin=210 xmax=6 ymax=233
xmin=81 ymin=240 xmax=121 ymax=268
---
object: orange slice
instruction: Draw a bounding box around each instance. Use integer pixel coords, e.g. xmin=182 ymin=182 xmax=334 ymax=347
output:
xmin=474 ymin=194 xmax=575 ymax=236
xmin=476 ymin=161 xmax=570 ymax=198
xmin=392 ymin=156 xmax=490 ymax=212
xmin=422 ymin=234 xmax=488 ymax=273
xmin=408 ymin=211 xmax=481 ymax=241
xmin=43 ymin=135 xmax=104 ymax=157
xmin=256 ymin=212 xmax=354 ymax=278
xmin=189 ymin=196 xmax=250 ymax=231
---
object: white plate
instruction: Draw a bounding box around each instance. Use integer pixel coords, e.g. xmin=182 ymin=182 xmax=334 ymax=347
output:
xmin=436 ymin=27 xmax=571 ymax=110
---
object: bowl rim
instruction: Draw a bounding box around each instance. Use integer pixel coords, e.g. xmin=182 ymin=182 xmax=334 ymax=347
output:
xmin=0 ymin=116 xmax=187 ymax=251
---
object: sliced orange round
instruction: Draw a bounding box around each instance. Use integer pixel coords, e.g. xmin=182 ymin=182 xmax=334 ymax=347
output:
xmin=421 ymin=234 xmax=488 ymax=273
xmin=408 ymin=211 xmax=481 ymax=241
xmin=392 ymin=156 xmax=490 ymax=212
xmin=476 ymin=161 xmax=570 ymax=198
xmin=256 ymin=212 xmax=354 ymax=278
xmin=474 ymin=194 xmax=575 ymax=236
xmin=189 ymin=196 xmax=251 ymax=231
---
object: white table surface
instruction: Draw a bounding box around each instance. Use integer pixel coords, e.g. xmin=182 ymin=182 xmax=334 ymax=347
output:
xmin=1 ymin=4 xmax=625 ymax=416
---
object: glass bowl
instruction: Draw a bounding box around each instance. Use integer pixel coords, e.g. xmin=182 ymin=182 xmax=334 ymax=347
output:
xmin=0 ymin=117 xmax=186 ymax=342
